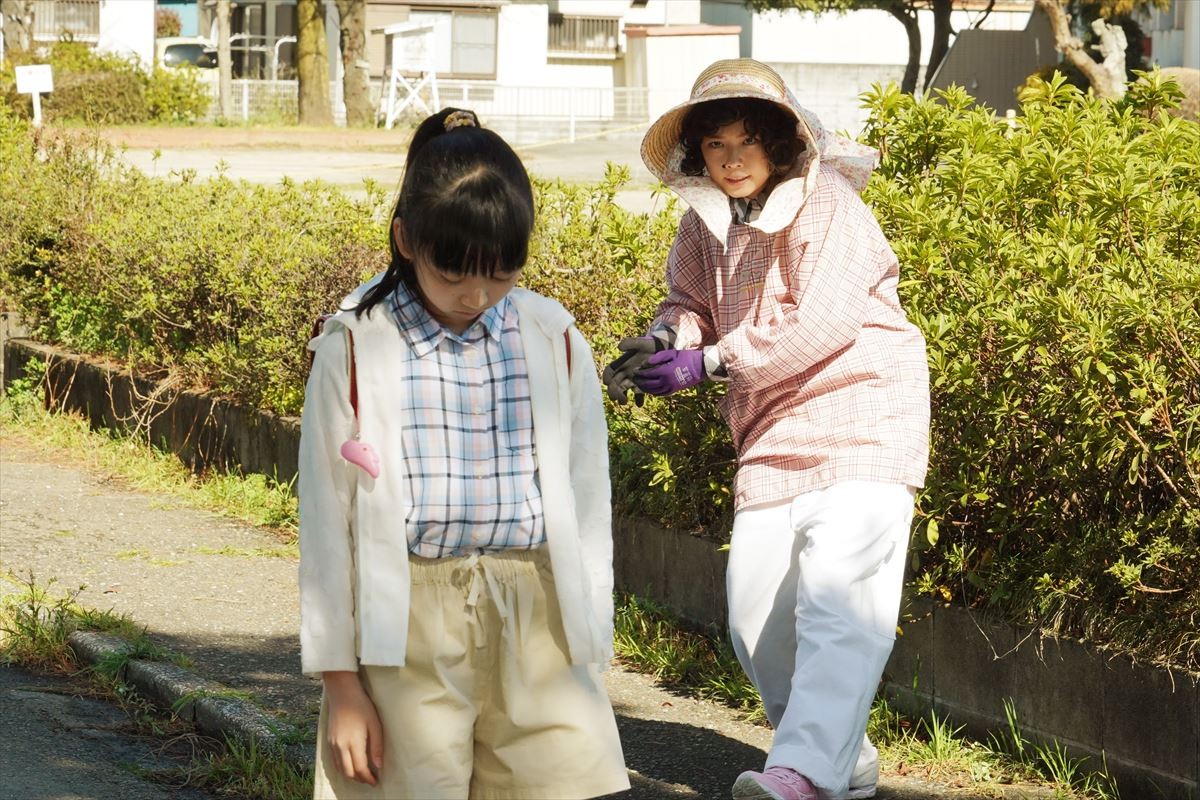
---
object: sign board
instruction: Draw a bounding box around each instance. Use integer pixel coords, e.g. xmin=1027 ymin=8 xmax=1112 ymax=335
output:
xmin=15 ymin=64 xmax=54 ymax=95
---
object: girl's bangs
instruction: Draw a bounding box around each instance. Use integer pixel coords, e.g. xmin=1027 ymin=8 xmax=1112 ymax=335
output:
xmin=412 ymin=210 xmax=528 ymax=278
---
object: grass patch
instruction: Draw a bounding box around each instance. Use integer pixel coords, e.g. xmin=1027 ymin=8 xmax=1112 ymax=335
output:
xmin=195 ymin=544 xmax=296 ymax=559
xmin=144 ymin=734 xmax=313 ymax=800
xmin=0 ymin=573 xmax=307 ymax=798
xmin=0 ymin=572 xmax=151 ymax=672
xmin=614 ymin=592 xmax=764 ymax=721
xmin=0 ymin=388 xmax=298 ymax=542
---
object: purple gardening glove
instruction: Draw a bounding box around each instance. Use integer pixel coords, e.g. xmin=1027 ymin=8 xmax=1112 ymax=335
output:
xmin=633 ymin=349 xmax=707 ymax=396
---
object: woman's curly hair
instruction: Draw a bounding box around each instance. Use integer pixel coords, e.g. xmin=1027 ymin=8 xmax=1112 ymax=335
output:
xmin=679 ymin=98 xmax=803 ymax=177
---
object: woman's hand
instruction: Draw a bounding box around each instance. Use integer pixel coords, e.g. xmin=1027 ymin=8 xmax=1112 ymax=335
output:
xmin=322 ymin=671 xmax=384 ymax=786
xmin=633 ymin=349 xmax=707 ymax=396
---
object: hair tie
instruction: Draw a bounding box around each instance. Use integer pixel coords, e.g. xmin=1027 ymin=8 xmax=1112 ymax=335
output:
xmin=443 ymin=110 xmax=478 ymax=132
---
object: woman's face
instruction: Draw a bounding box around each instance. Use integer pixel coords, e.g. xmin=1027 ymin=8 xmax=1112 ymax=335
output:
xmin=700 ymin=118 xmax=774 ymax=200
xmin=395 ymin=220 xmax=519 ymax=334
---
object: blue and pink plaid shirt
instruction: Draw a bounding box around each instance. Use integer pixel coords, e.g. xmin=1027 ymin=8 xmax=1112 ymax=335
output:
xmin=390 ymin=282 xmax=545 ymax=557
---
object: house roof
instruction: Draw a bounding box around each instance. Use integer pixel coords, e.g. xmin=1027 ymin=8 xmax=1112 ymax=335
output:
xmin=624 ymin=24 xmax=742 ymax=38
xmin=927 ymin=7 xmax=1055 ymax=112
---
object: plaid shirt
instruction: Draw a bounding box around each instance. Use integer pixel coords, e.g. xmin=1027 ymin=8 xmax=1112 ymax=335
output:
xmin=652 ymin=168 xmax=930 ymax=509
xmin=390 ymin=283 xmax=545 ymax=557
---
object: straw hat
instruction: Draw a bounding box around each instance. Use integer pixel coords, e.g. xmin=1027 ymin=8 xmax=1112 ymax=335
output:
xmin=641 ymin=58 xmax=815 ymax=181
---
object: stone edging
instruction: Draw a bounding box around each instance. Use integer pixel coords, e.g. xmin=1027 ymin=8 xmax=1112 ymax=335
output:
xmin=68 ymin=631 xmax=313 ymax=773
xmin=6 ymin=338 xmax=1198 ymax=800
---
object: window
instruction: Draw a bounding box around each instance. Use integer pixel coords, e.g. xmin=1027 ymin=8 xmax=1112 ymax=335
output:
xmin=32 ymin=0 xmax=100 ymax=43
xmin=162 ymin=43 xmax=217 ymax=69
xmin=408 ymin=10 xmax=497 ymax=79
xmin=547 ymin=14 xmax=620 ymax=58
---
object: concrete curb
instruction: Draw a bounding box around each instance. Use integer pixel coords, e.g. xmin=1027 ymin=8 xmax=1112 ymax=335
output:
xmin=67 ymin=630 xmax=314 ymax=774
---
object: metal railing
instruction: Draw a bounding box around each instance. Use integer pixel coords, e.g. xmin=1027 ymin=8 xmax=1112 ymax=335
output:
xmin=32 ymin=0 xmax=99 ymax=43
xmin=200 ymin=78 xmax=866 ymax=146
xmin=547 ymin=15 xmax=620 ymax=58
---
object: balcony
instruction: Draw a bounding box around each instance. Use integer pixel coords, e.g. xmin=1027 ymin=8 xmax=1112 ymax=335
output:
xmin=547 ymin=14 xmax=620 ymax=59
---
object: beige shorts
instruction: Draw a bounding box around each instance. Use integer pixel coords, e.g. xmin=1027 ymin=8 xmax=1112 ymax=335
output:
xmin=314 ymin=547 xmax=629 ymax=800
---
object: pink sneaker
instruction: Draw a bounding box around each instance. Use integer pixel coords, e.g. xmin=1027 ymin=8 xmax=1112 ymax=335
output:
xmin=731 ymin=766 xmax=818 ymax=800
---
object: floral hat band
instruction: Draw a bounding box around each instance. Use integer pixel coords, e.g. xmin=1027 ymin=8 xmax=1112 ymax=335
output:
xmin=691 ymin=70 xmax=785 ymax=102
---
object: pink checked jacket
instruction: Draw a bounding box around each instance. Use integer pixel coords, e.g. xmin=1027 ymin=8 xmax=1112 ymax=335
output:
xmin=647 ymin=99 xmax=930 ymax=510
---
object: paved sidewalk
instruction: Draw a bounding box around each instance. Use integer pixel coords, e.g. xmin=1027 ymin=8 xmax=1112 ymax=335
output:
xmin=0 ymin=428 xmax=1063 ymax=799
xmin=105 ymin=128 xmax=664 ymax=214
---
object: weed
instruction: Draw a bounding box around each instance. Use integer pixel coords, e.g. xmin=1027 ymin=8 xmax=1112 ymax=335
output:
xmin=613 ymin=593 xmax=763 ymax=721
xmin=149 ymin=734 xmax=312 ymax=800
xmin=0 ymin=573 xmax=139 ymax=671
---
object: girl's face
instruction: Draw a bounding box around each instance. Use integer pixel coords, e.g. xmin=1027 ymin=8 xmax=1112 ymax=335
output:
xmin=700 ymin=119 xmax=774 ymax=200
xmin=395 ymin=220 xmax=519 ymax=335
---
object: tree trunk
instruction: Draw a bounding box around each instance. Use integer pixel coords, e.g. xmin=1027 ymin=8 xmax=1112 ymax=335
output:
xmin=1 ymin=0 xmax=37 ymax=51
xmin=886 ymin=1 xmax=922 ymax=95
xmin=1034 ymin=0 xmax=1125 ymax=99
xmin=334 ymin=0 xmax=374 ymax=127
xmin=297 ymin=0 xmax=334 ymax=126
xmin=924 ymin=0 xmax=953 ymax=93
xmin=216 ymin=0 xmax=233 ymax=121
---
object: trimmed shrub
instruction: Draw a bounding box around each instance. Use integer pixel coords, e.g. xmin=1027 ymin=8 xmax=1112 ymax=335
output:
xmin=1 ymin=39 xmax=209 ymax=125
xmin=860 ymin=72 xmax=1199 ymax=668
xmin=2 ymin=72 xmax=1197 ymax=670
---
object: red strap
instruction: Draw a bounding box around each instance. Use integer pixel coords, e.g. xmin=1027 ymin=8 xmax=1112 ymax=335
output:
xmin=347 ymin=330 xmax=359 ymax=418
xmin=564 ymin=329 xmax=571 ymax=376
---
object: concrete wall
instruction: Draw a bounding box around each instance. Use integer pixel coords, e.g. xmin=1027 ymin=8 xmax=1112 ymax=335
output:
xmin=495 ymin=3 xmax=617 ymax=89
xmin=5 ymin=340 xmax=300 ymax=485
xmin=625 ymin=25 xmax=741 ymax=118
xmin=3 ymin=335 xmax=1196 ymax=799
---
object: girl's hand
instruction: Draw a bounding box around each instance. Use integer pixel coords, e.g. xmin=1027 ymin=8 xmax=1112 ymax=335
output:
xmin=322 ymin=671 xmax=384 ymax=786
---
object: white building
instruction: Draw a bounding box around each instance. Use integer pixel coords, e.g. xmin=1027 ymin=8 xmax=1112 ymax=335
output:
xmin=363 ymin=0 xmax=1041 ymax=136
xmin=1 ymin=0 xmax=155 ymax=67
xmin=1140 ymin=0 xmax=1200 ymax=70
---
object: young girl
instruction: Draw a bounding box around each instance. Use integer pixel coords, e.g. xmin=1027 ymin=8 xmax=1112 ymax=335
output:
xmin=605 ymin=60 xmax=930 ymax=800
xmin=300 ymin=107 xmax=629 ymax=800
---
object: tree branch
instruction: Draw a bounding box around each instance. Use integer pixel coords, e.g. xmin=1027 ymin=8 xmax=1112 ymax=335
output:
xmin=1033 ymin=0 xmax=1124 ymax=99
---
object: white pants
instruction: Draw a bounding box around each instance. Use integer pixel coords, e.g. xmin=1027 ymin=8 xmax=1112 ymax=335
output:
xmin=727 ymin=481 xmax=915 ymax=799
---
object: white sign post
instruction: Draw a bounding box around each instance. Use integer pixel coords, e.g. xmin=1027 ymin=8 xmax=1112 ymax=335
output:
xmin=15 ymin=65 xmax=54 ymax=127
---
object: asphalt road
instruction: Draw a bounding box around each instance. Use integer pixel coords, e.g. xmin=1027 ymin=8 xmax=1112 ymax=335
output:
xmin=0 ymin=664 xmax=218 ymax=800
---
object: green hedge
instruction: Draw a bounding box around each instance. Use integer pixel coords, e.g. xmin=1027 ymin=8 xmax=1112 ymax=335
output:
xmin=861 ymin=74 xmax=1199 ymax=669
xmin=1 ymin=73 xmax=1197 ymax=671
xmin=1 ymin=40 xmax=210 ymax=125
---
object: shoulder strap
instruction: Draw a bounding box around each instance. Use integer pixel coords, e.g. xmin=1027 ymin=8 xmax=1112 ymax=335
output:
xmin=347 ymin=329 xmax=359 ymax=419
xmin=307 ymin=314 xmax=360 ymax=424
xmin=564 ymin=329 xmax=571 ymax=376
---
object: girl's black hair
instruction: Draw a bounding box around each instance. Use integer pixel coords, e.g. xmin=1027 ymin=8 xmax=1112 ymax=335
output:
xmin=354 ymin=107 xmax=535 ymax=317
xmin=679 ymin=98 xmax=803 ymax=178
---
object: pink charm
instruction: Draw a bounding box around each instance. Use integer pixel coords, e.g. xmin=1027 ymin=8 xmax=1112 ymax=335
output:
xmin=340 ymin=439 xmax=380 ymax=479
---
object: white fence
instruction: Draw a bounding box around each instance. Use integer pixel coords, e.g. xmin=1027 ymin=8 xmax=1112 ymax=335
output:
xmin=204 ymin=78 xmax=865 ymax=145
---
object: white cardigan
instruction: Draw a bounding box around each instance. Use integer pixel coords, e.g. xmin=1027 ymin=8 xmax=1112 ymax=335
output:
xmin=298 ymin=279 xmax=614 ymax=676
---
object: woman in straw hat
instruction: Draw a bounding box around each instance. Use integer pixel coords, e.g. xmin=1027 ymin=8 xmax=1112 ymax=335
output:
xmin=603 ymin=59 xmax=930 ymax=800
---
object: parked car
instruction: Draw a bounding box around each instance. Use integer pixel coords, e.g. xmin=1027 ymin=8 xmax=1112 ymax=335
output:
xmin=156 ymin=36 xmax=218 ymax=70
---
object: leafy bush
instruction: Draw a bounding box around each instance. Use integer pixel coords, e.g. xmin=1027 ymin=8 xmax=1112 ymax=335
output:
xmin=0 ymin=122 xmax=387 ymax=413
xmin=2 ymin=72 xmax=1197 ymax=669
xmin=861 ymin=72 xmax=1199 ymax=669
xmin=1 ymin=40 xmax=209 ymax=124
